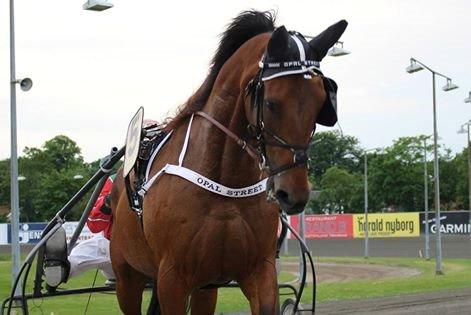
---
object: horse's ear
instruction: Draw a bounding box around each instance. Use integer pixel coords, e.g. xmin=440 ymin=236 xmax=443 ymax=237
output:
xmin=308 ymin=20 xmax=348 ymax=61
xmin=267 ymin=26 xmax=290 ymax=59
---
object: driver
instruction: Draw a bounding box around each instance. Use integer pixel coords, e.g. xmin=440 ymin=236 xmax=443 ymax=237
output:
xmin=43 ymin=174 xmax=115 ymax=288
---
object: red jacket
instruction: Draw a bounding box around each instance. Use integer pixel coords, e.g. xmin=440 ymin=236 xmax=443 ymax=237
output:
xmin=86 ymin=175 xmax=114 ymax=240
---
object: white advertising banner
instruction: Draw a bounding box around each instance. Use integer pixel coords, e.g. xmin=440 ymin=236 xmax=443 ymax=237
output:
xmin=0 ymin=222 xmax=94 ymax=245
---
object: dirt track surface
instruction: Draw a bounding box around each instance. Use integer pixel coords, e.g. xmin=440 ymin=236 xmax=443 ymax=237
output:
xmin=225 ymin=288 xmax=471 ymax=315
xmin=316 ymin=287 xmax=471 ymax=315
xmin=282 ymin=262 xmax=421 ymax=283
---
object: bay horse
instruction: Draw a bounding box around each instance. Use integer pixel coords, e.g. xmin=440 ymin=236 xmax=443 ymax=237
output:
xmin=110 ymin=10 xmax=347 ymax=314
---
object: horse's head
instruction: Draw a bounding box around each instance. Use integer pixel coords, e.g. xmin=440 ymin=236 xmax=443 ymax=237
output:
xmin=245 ymin=20 xmax=347 ymax=215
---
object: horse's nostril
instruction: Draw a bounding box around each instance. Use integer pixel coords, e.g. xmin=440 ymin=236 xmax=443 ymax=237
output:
xmin=275 ymin=189 xmax=308 ymax=214
xmin=275 ymin=189 xmax=290 ymax=205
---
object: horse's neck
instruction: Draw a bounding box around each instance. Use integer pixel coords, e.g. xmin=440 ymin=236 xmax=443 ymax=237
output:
xmin=185 ymin=89 xmax=261 ymax=188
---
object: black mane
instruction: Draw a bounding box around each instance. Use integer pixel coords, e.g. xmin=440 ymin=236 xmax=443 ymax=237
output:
xmin=165 ymin=10 xmax=276 ymax=131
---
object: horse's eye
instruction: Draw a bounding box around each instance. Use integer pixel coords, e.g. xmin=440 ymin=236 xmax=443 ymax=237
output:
xmin=264 ymin=100 xmax=276 ymax=111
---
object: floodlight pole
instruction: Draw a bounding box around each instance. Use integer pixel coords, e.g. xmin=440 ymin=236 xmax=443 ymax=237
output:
xmin=423 ymin=137 xmax=430 ymax=260
xmin=431 ymin=72 xmax=443 ymax=275
xmin=467 ymin=123 xmax=471 ymax=239
xmin=460 ymin=120 xmax=471 ymax=240
xmin=364 ymin=152 xmax=369 ymax=258
xmin=9 ymin=0 xmax=21 ymax=297
xmin=363 ymin=148 xmax=379 ymax=258
xmin=406 ymin=58 xmax=458 ymax=275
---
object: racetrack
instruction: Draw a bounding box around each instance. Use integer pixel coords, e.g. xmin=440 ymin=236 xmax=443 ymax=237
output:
xmin=223 ymin=288 xmax=471 ymax=314
xmin=282 ymin=261 xmax=421 ymax=283
xmin=316 ymin=287 xmax=471 ymax=314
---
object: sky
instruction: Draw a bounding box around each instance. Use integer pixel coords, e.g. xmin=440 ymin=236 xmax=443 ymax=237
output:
xmin=1 ymin=0 xmax=470 ymax=162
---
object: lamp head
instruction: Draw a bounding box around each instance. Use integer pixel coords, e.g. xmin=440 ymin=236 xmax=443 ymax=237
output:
xmin=465 ymin=92 xmax=471 ymax=103
xmin=18 ymin=78 xmax=32 ymax=91
xmin=442 ymin=78 xmax=458 ymax=92
xmin=83 ymin=0 xmax=113 ymax=11
xmin=406 ymin=58 xmax=423 ymax=74
xmin=327 ymin=41 xmax=350 ymax=57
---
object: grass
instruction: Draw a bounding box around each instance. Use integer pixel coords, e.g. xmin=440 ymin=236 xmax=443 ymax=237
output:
xmin=1 ymin=254 xmax=471 ymax=314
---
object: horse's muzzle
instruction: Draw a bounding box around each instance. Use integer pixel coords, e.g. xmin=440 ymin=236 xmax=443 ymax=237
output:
xmin=274 ymin=188 xmax=308 ymax=215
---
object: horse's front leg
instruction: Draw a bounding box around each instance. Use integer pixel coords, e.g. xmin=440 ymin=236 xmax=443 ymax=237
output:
xmin=240 ymin=259 xmax=279 ymax=315
xmin=157 ymin=263 xmax=191 ymax=315
xmin=112 ymin=248 xmax=148 ymax=315
xmin=190 ymin=288 xmax=218 ymax=315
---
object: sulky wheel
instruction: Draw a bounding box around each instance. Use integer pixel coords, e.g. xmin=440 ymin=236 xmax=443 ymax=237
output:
xmin=280 ymin=298 xmax=303 ymax=315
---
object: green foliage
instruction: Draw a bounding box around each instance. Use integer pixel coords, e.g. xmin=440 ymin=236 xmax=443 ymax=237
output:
xmin=367 ymin=136 xmax=427 ymax=212
xmin=450 ymin=149 xmax=469 ymax=209
xmin=308 ymin=130 xmax=362 ymax=185
xmin=312 ymin=166 xmax=363 ymax=214
xmin=0 ymin=160 xmax=10 ymax=207
xmin=308 ymin=132 xmax=469 ymax=214
xmin=0 ymin=136 xmax=99 ymax=222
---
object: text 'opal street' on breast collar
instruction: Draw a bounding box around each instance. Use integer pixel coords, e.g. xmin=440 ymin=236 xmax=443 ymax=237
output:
xmin=137 ymin=114 xmax=268 ymax=198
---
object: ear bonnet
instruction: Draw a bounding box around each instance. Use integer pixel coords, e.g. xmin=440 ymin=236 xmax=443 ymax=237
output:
xmin=256 ymin=24 xmax=345 ymax=127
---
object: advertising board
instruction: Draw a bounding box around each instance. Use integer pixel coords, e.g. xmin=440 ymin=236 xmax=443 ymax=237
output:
xmin=352 ymin=213 xmax=419 ymax=238
xmin=290 ymin=214 xmax=353 ymax=238
xmin=2 ymin=222 xmax=93 ymax=245
xmin=420 ymin=211 xmax=470 ymax=234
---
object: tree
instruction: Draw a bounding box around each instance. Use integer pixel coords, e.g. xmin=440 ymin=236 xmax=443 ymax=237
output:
xmin=17 ymin=135 xmax=89 ymax=221
xmin=0 ymin=159 xmax=10 ymax=206
xmin=439 ymin=149 xmax=466 ymax=210
xmin=367 ymin=136 xmax=430 ymax=212
xmin=308 ymin=131 xmax=362 ymax=186
xmin=312 ymin=166 xmax=362 ymax=214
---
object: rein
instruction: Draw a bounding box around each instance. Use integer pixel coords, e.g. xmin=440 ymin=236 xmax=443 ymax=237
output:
xmin=195 ymin=111 xmax=261 ymax=163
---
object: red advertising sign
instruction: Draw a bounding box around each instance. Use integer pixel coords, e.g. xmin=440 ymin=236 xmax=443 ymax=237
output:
xmin=290 ymin=214 xmax=353 ymax=239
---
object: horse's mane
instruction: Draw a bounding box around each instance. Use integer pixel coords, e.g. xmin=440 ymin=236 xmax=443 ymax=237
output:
xmin=164 ymin=10 xmax=276 ymax=131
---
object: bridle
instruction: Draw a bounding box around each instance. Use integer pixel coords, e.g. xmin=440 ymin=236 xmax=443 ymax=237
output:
xmin=246 ymin=56 xmax=323 ymax=177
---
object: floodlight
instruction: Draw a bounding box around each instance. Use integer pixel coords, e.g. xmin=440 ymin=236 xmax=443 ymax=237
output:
xmin=73 ymin=174 xmax=84 ymax=180
xmin=442 ymin=78 xmax=458 ymax=92
xmin=465 ymin=92 xmax=471 ymax=103
xmin=406 ymin=59 xmax=423 ymax=73
xmin=83 ymin=0 xmax=113 ymax=11
xmin=328 ymin=41 xmax=350 ymax=57
xmin=458 ymin=127 xmax=467 ymax=134
xmin=14 ymin=78 xmax=32 ymax=91
xmin=17 ymin=176 xmax=26 ymax=181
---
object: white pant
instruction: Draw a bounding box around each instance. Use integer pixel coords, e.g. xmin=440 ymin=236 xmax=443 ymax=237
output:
xmin=68 ymin=233 xmax=115 ymax=279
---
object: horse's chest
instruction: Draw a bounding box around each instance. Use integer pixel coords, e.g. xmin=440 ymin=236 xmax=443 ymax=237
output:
xmin=184 ymin=213 xmax=272 ymax=281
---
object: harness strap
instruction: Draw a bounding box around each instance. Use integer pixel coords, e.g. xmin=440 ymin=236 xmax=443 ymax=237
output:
xmin=138 ymin=114 xmax=268 ymax=198
xmin=195 ymin=111 xmax=261 ymax=163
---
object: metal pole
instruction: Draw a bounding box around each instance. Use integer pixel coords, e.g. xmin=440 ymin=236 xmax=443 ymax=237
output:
xmin=423 ymin=138 xmax=430 ymax=260
xmin=299 ymin=212 xmax=306 ymax=278
xmin=432 ymin=73 xmax=443 ymax=274
xmin=283 ymin=234 xmax=288 ymax=255
xmin=9 ymin=0 xmax=21 ymax=296
xmin=364 ymin=152 xmax=369 ymax=258
xmin=468 ymin=124 xmax=471 ymax=240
